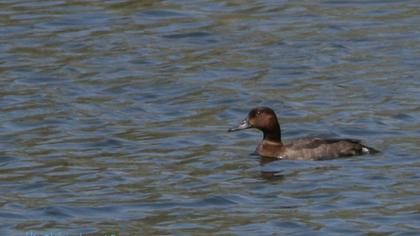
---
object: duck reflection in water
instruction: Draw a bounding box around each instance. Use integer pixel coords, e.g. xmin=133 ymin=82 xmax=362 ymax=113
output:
xmin=259 ymin=156 xmax=286 ymax=181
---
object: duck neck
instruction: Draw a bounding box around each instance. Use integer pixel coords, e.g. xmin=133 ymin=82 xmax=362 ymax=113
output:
xmin=262 ymin=123 xmax=282 ymax=143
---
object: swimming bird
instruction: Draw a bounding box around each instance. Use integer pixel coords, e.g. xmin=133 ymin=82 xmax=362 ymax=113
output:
xmin=228 ymin=107 xmax=378 ymax=160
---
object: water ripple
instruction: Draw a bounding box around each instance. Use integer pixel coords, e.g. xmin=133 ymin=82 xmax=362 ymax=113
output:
xmin=1 ymin=0 xmax=420 ymax=235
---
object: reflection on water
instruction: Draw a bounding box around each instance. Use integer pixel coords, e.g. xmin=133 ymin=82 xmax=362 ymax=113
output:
xmin=1 ymin=0 xmax=420 ymax=235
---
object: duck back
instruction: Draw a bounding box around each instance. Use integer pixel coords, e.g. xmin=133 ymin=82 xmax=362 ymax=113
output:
xmin=284 ymin=138 xmax=379 ymax=160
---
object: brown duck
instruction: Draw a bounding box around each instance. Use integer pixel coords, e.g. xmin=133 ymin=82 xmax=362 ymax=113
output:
xmin=228 ymin=107 xmax=378 ymax=160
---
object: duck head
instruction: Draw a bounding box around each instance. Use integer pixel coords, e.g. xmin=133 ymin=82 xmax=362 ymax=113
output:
xmin=228 ymin=107 xmax=282 ymax=142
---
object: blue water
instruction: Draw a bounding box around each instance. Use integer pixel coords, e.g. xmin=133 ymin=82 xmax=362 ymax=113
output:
xmin=1 ymin=0 xmax=419 ymax=235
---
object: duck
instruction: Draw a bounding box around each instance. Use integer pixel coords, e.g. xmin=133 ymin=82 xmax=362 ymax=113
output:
xmin=228 ymin=107 xmax=378 ymax=160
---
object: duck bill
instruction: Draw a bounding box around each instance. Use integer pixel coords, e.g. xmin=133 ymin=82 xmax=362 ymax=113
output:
xmin=228 ymin=118 xmax=252 ymax=132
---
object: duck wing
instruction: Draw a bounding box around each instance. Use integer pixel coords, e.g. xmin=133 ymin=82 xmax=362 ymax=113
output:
xmin=284 ymin=138 xmax=375 ymax=160
xmin=287 ymin=138 xmax=362 ymax=150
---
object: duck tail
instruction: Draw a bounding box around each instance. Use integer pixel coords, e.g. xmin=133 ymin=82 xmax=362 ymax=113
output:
xmin=362 ymin=145 xmax=380 ymax=154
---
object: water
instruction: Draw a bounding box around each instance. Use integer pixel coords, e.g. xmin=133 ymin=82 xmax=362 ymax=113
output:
xmin=1 ymin=0 xmax=419 ymax=235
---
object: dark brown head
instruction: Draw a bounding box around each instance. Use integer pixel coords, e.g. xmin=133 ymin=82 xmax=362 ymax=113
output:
xmin=228 ymin=107 xmax=282 ymax=142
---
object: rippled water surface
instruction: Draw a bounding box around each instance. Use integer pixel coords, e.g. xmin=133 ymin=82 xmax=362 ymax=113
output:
xmin=1 ymin=0 xmax=420 ymax=235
